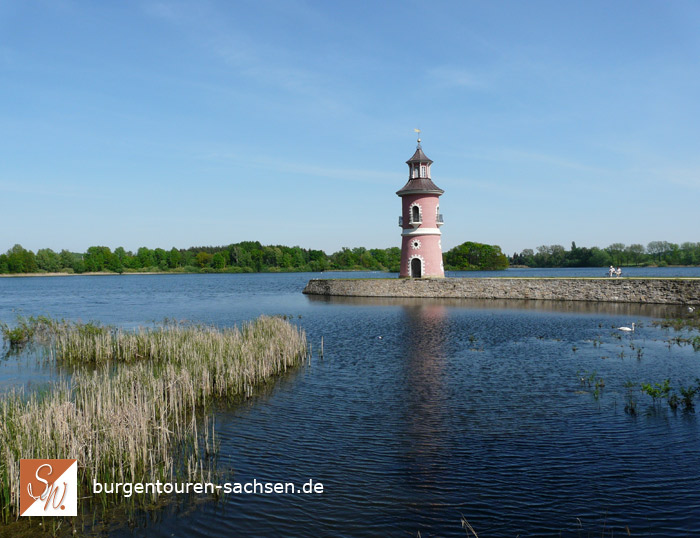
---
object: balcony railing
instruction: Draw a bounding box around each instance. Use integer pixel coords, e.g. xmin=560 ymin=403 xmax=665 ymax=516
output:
xmin=401 ymin=215 xmax=440 ymax=227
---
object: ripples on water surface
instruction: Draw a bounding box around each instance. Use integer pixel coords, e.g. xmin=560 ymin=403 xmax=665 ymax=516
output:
xmin=1 ymin=271 xmax=700 ymax=536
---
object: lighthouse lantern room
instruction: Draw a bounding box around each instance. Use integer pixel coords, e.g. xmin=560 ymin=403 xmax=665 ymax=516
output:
xmin=397 ymin=138 xmax=445 ymax=278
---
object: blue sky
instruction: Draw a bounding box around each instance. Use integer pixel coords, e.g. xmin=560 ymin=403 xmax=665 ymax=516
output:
xmin=2 ymin=0 xmax=699 ymax=256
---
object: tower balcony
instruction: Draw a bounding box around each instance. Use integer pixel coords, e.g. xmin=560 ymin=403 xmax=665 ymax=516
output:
xmin=436 ymin=214 xmax=444 ymax=227
xmin=400 ymin=215 xmax=433 ymax=227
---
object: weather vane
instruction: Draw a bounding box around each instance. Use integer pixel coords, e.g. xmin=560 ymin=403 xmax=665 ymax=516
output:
xmin=414 ymin=128 xmax=421 ymax=146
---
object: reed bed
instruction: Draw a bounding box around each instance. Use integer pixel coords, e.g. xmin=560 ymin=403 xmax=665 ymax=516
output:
xmin=0 ymin=316 xmax=307 ymax=522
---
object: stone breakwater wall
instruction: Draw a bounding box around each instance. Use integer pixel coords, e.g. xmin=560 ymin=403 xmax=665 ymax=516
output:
xmin=303 ymin=278 xmax=700 ymax=305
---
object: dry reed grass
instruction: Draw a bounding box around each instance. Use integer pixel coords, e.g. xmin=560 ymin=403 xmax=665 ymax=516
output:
xmin=0 ymin=316 xmax=307 ymax=521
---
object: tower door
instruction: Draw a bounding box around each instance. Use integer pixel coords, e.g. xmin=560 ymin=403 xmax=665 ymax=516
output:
xmin=411 ymin=258 xmax=422 ymax=278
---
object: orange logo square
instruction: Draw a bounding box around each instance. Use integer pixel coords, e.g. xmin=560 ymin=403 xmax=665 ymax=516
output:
xmin=20 ymin=459 xmax=77 ymax=516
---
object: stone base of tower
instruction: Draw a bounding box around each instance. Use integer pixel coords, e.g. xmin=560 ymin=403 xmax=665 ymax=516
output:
xmin=399 ymin=234 xmax=444 ymax=278
xmin=398 ymin=274 xmax=446 ymax=279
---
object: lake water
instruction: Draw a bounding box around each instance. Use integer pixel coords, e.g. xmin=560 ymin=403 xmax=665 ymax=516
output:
xmin=2 ymin=269 xmax=700 ymax=536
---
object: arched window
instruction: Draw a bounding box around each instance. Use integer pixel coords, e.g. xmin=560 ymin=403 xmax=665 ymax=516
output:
xmin=412 ymin=167 xmax=417 ymax=179
xmin=420 ymin=165 xmax=427 ymax=178
xmin=411 ymin=205 xmax=420 ymax=223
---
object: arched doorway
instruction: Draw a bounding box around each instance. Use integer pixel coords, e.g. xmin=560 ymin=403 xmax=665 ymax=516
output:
xmin=410 ymin=258 xmax=422 ymax=278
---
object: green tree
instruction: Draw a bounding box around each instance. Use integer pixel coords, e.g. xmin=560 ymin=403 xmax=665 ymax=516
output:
xmin=196 ymin=251 xmax=213 ymax=268
xmin=606 ymin=243 xmax=626 ymax=266
xmin=280 ymin=253 xmax=293 ymax=268
xmin=385 ymin=247 xmax=402 ymax=272
xmin=520 ymin=249 xmax=535 ymax=266
xmin=250 ymin=249 xmax=263 ymax=271
xmin=444 ymin=242 xmax=509 ymax=270
xmin=168 ymin=247 xmax=181 ymax=268
xmin=84 ymin=246 xmax=112 ymax=272
xmin=646 ymin=241 xmax=669 ymax=262
xmin=6 ymin=244 xmax=28 ymax=273
xmin=666 ymin=243 xmax=681 ymax=265
xmin=153 ymin=248 xmax=168 ymax=270
xmin=59 ymin=250 xmax=80 ymax=271
xmin=137 ymin=247 xmax=156 ymax=268
xmin=211 ymin=252 xmax=226 ymax=269
xmin=589 ymin=247 xmax=612 ymax=267
xmin=36 ymin=248 xmax=61 ymax=272
xmin=114 ymin=246 xmax=127 ymax=261
xmin=625 ymin=244 xmax=645 ymax=266
xmin=73 ymin=258 xmax=86 ymax=273
xmin=106 ymin=252 xmax=124 ymax=273
xmin=181 ymin=250 xmax=196 ymax=267
xmin=550 ymin=245 xmax=566 ymax=267
xmin=680 ymin=242 xmax=699 ymax=265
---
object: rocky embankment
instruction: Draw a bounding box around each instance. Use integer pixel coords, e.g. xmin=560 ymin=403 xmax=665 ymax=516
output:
xmin=303 ymin=278 xmax=700 ymax=305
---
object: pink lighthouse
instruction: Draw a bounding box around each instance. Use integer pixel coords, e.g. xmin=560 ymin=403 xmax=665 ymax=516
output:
xmin=397 ymin=138 xmax=445 ymax=278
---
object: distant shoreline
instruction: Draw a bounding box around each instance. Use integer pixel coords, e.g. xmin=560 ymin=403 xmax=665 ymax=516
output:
xmin=0 ymin=271 xmax=175 ymax=278
xmin=0 ymin=269 xmax=374 ymax=278
xmin=1 ymin=265 xmax=698 ymax=278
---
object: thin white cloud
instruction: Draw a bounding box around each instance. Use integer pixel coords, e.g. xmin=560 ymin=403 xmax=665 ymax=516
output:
xmin=651 ymin=167 xmax=700 ymax=190
xmin=143 ymin=0 xmax=346 ymax=109
xmin=428 ymin=66 xmax=489 ymax=90
xmin=278 ymin=162 xmax=399 ymax=184
xmin=192 ymin=147 xmax=399 ymax=184
xmin=141 ymin=1 xmax=199 ymax=24
xmin=493 ymin=148 xmax=611 ymax=175
xmin=0 ymin=180 xmax=107 ymax=199
xmin=447 ymin=146 xmax=615 ymax=176
xmin=438 ymin=175 xmax=530 ymax=198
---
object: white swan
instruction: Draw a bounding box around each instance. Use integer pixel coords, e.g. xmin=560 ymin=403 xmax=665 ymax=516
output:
xmin=618 ymin=323 xmax=635 ymax=332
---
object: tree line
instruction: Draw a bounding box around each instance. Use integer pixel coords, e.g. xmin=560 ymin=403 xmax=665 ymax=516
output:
xmin=0 ymin=240 xmax=510 ymax=275
xmin=3 ymin=240 xmax=696 ymax=275
xmin=510 ymin=241 xmax=700 ymax=268
xmin=0 ymin=243 xmax=401 ymax=274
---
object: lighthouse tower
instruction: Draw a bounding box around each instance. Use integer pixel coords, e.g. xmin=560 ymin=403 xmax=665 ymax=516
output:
xmin=397 ymin=139 xmax=445 ymax=278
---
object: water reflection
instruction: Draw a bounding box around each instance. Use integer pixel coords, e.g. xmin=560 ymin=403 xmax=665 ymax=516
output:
xmin=307 ymin=294 xmax=684 ymax=318
xmin=399 ymin=305 xmax=449 ymax=495
xmin=3 ymin=274 xmax=700 ymax=536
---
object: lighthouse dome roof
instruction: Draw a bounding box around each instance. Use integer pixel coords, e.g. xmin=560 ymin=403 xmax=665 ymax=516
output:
xmin=405 ymin=146 xmax=433 ymax=164
xmin=396 ymin=177 xmax=444 ymax=196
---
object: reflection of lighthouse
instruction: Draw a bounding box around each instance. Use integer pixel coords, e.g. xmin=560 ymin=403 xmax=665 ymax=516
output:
xmin=400 ymin=304 xmax=448 ymax=488
xmin=397 ymin=138 xmax=445 ymax=278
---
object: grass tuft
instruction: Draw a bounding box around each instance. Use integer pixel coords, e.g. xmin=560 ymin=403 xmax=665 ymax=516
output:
xmin=0 ymin=315 xmax=307 ymax=521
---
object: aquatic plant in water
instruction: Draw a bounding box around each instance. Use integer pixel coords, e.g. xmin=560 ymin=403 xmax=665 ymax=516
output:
xmin=679 ymin=383 xmax=700 ymax=410
xmin=0 ymin=315 xmax=307 ymax=523
xmin=641 ymin=379 xmax=671 ymax=404
xmin=652 ymin=311 xmax=700 ymax=352
xmin=578 ymin=371 xmax=605 ymax=400
xmin=633 ymin=378 xmax=700 ymax=414
xmin=0 ymin=315 xmax=55 ymax=349
xmin=623 ymin=381 xmax=638 ymax=416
